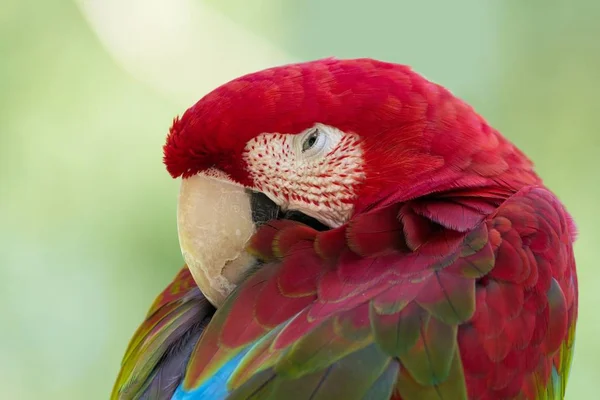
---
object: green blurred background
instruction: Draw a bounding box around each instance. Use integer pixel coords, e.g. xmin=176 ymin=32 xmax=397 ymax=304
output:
xmin=1 ymin=0 xmax=598 ymax=398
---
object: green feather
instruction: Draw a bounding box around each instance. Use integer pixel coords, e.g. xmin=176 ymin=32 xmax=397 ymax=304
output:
xmin=396 ymin=348 xmax=467 ymax=400
xmin=228 ymin=344 xmax=396 ymax=400
xmin=363 ymin=361 xmax=401 ymax=400
xmin=270 ymin=344 xmax=393 ymax=400
xmin=398 ymin=316 xmax=457 ymax=386
xmin=226 ymin=369 xmax=277 ymax=400
xmin=371 ymin=301 xmax=426 ymax=357
xmin=274 ymin=317 xmax=372 ymax=378
xmin=417 ymin=272 xmax=475 ymax=325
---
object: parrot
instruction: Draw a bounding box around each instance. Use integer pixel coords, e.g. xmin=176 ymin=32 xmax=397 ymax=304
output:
xmin=112 ymin=58 xmax=578 ymax=400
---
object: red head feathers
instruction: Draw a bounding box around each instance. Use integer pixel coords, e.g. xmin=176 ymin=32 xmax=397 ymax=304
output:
xmin=164 ymin=58 xmax=539 ymax=210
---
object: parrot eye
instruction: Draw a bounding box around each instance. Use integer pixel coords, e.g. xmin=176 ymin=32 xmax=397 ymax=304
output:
xmin=295 ymin=124 xmax=344 ymax=161
xmin=302 ymin=129 xmax=320 ymax=152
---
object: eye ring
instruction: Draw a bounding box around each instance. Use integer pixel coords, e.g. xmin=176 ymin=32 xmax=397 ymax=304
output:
xmin=302 ymin=129 xmax=320 ymax=152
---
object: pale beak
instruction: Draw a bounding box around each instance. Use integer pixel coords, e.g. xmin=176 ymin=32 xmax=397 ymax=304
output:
xmin=176 ymin=174 xmax=278 ymax=307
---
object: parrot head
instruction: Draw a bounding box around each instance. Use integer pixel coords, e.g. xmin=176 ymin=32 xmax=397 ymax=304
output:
xmin=163 ymin=58 xmax=538 ymax=307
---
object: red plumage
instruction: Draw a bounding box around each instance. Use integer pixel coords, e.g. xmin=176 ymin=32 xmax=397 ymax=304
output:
xmin=199 ymin=187 xmax=577 ymax=399
xmin=155 ymin=58 xmax=577 ymax=399
xmin=163 ymin=58 xmax=538 ymax=207
xmin=176 ymin=185 xmax=576 ymax=399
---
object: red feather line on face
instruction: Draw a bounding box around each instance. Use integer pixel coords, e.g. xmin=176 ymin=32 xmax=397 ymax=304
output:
xmin=163 ymin=58 xmax=540 ymax=206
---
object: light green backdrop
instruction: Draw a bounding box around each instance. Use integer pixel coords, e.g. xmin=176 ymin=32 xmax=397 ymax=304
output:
xmin=1 ymin=0 xmax=598 ymax=398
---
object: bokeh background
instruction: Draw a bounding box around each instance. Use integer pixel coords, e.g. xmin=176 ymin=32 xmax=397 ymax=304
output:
xmin=1 ymin=0 xmax=598 ymax=398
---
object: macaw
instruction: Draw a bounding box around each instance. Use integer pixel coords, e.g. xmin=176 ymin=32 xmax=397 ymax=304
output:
xmin=112 ymin=58 xmax=578 ymax=400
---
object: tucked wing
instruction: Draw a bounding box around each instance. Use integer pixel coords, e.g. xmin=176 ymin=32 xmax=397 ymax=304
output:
xmin=174 ymin=186 xmax=577 ymax=400
xmin=462 ymin=187 xmax=577 ymax=400
xmin=112 ymin=267 xmax=216 ymax=400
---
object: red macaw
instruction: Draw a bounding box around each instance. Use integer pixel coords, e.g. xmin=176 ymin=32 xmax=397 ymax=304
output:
xmin=112 ymin=58 xmax=578 ymax=400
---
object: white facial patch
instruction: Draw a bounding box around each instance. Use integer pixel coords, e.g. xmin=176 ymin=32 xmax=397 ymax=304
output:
xmin=242 ymin=124 xmax=365 ymax=227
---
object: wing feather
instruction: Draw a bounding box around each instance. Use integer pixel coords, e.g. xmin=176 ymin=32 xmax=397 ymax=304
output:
xmin=111 ymin=268 xmax=215 ymax=400
xmin=118 ymin=185 xmax=576 ymax=400
xmin=179 ymin=186 xmax=577 ymax=400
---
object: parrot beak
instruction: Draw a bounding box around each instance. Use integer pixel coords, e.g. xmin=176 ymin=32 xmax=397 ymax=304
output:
xmin=177 ymin=174 xmax=259 ymax=307
xmin=177 ymin=174 xmax=327 ymax=308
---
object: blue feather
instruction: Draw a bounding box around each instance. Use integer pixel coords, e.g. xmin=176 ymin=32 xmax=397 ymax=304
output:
xmin=171 ymin=348 xmax=251 ymax=400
